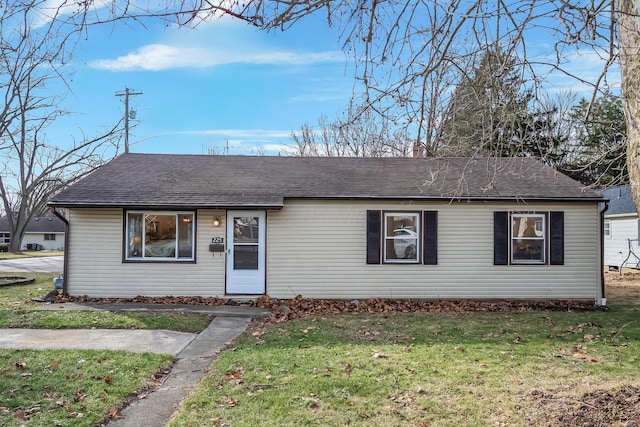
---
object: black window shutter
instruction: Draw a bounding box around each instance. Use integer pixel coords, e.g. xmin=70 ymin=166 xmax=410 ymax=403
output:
xmin=549 ymin=211 xmax=564 ymax=265
xmin=494 ymin=211 xmax=509 ymax=265
xmin=366 ymin=210 xmax=382 ymax=264
xmin=423 ymin=211 xmax=438 ymax=265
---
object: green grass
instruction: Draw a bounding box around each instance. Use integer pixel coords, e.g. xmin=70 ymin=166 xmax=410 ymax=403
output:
xmin=0 ymin=273 xmax=213 ymax=333
xmin=0 ymin=348 xmax=172 ymax=426
xmin=0 ymin=251 xmax=64 ymax=259
xmin=0 ymin=273 xmax=209 ymax=426
xmin=169 ymin=286 xmax=640 ymax=426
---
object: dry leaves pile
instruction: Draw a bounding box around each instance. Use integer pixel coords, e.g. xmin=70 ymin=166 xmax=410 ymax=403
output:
xmin=58 ymin=293 xmax=598 ymax=325
xmin=528 ymin=386 xmax=640 ymax=426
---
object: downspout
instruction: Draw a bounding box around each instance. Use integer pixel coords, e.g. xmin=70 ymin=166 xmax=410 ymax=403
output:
xmin=50 ymin=207 xmax=69 ymax=296
xmin=600 ymin=201 xmax=609 ymax=307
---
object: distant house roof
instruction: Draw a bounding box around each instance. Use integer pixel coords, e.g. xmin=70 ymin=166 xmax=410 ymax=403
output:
xmin=0 ymin=215 xmax=66 ymax=233
xmin=600 ymin=185 xmax=638 ymax=216
xmin=49 ymin=153 xmax=603 ymax=209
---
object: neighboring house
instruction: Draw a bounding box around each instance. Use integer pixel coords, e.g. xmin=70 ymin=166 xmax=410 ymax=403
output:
xmin=600 ymin=185 xmax=640 ymax=270
xmin=49 ymin=153 xmax=607 ymax=305
xmin=0 ymin=215 xmax=66 ymax=251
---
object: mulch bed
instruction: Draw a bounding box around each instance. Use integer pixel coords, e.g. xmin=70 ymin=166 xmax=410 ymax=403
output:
xmin=0 ymin=276 xmax=35 ymax=287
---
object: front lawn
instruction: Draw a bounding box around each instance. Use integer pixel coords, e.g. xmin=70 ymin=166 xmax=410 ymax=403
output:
xmin=0 ymin=273 xmax=209 ymax=426
xmin=0 ymin=251 xmax=64 ymax=260
xmin=169 ymin=275 xmax=640 ymax=426
xmin=0 ymin=273 xmax=213 ymax=333
xmin=0 ymin=348 xmax=172 ymax=426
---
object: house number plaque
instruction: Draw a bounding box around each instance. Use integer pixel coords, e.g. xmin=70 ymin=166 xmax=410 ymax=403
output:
xmin=209 ymin=237 xmax=225 ymax=253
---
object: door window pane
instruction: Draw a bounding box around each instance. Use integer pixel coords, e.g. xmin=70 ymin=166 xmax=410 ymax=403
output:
xmin=233 ymin=217 xmax=259 ymax=243
xmin=234 ymin=245 xmax=258 ymax=270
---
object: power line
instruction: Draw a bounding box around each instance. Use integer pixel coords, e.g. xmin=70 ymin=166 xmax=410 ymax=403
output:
xmin=115 ymin=87 xmax=143 ymax=153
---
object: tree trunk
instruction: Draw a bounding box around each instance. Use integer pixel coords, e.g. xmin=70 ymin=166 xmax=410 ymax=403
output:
xmin=8 ymin=217 xmax=28 ymax=253
xmin=619 ymin=0 xmax=640 ymax=207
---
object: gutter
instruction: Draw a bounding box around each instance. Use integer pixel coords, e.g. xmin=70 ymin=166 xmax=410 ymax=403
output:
xmin=50 ymin=207 xmax=69 ymax=296
xmin=48 ymin=195 xmax=605 ymax=210
xmin=600 ymin=201 xmax=609 ymax=307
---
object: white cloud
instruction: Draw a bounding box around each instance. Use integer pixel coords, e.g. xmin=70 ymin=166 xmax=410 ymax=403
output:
xmin=287 ymin=92 xmax=348 ymax=104
xmin=169 ymin=129 xmax=293 ymax=139
xmin=89 ymin=43 xmax=343 ymax=71
xmin=531 ymin=48 xmax=621 ymax=95
xmin=90 ymin=44 xmax=216 ymax=71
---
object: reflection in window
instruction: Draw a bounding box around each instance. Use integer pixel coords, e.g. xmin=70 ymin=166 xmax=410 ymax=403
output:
xmin=384 ymin=212 xmax=419 ymax=263
xmin=233 ymin=217 xmax=259 ymax=243
xmin=126 ymin=212 xmax=194 ymax=261
xmin=511 ymin=213 xmax=545 ymax=263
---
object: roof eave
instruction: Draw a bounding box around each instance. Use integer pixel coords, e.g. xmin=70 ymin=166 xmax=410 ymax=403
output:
xmin=49 ymin=194 xmax=603 ymax=209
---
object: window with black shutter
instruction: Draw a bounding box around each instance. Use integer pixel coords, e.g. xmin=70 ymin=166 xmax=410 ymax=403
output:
xmin=494 ymin=211 xmax=564 ymax=266
xmin=366 ymin=210 xmax=438 ymax=265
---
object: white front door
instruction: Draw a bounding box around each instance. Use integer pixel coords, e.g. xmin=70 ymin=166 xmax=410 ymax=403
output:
xmin=226 ymin=211 xmax=266 ymax=294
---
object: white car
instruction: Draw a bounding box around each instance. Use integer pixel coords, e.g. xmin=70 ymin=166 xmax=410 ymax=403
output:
xmin=393 ymin=228 xmax=417 ymax=259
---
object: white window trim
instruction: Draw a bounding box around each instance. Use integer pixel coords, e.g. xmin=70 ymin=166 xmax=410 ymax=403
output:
xmin=383 ymin=211 xmax=420 ymax=264
xmin=125 ymin=210 xmax=195 ymax=262
xmin=510 ymin=212 xmax=546 ymax=265
xmin=604 ymin=220 xmax=612 ymax=239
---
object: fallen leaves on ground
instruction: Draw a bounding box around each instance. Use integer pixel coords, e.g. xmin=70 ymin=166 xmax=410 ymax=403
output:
xmin=58 ymin=293 xmax=599 ymax=326
xmin=528 ymin=385 xmax=640 ymax=426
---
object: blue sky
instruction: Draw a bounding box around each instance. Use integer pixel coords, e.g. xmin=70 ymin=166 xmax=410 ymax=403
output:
xmin=45 ymin=7 xmax=620 ymax=157
xmin=52 ymin=13 xmax=354 ymax=155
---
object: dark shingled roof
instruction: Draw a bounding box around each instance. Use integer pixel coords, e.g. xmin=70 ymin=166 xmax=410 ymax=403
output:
xmin=0 ymin=216 xmax=66 ymax=233
xmin=48 ymin=153 xmax=603 ymax=208
xmin=600 ymin=185 xmax=638 ymax=215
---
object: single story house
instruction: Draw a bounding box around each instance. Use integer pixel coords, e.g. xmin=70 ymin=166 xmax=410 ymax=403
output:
xmin=48 ymin=153 xmax=607 ymax=305
xmin=600 ymin=185 xmax=640 ymax=270
xmin=0 ymin=215 xmax=66 ymax=251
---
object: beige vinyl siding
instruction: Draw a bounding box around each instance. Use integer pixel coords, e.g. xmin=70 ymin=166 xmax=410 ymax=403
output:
xmin=266 ymin=200 xmax=601 ymax=301
xmin=65 ymin=200 xmax=601 ymax=302
xmin=66 ymin=208 xmax=226 ymax=297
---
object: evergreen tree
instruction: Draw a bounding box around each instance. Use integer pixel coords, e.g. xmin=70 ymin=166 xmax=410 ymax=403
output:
xmin=439 ymin=46 xmax=531 ymax=157
xmin=562 ymin=94 xmax=627 ymax=187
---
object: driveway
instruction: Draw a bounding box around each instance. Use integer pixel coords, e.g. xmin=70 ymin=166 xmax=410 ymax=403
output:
xmin=0 ymin=255 xmax=64 ymax=273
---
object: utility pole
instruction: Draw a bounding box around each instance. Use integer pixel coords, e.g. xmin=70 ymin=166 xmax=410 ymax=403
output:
xmin=115 ymin=87 xmax=142 ymax=153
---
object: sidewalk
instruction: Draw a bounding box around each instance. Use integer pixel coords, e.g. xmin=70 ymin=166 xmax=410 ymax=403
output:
xmin=108 ymin=316 xmax=254 ymax=427
xmin=0 ymin=303 xmax=271 ymax=426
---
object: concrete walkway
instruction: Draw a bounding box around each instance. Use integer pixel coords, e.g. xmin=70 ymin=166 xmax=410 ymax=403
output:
xmin=0 ymin=328 xmax=196 ymax=355
xmin=0 ymin=303 xmax=271 ymax=426
xmin=108 ymin=316 xmax=253 ymax=427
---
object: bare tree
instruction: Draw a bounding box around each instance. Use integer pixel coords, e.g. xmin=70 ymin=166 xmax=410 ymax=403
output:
xmin=290 ymin=106 xmax=413 ymax=157
xmin=32 ymin=2 xmax=640 ymax=197
xmin=0 ymin=2 xmax=122 ymax=253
